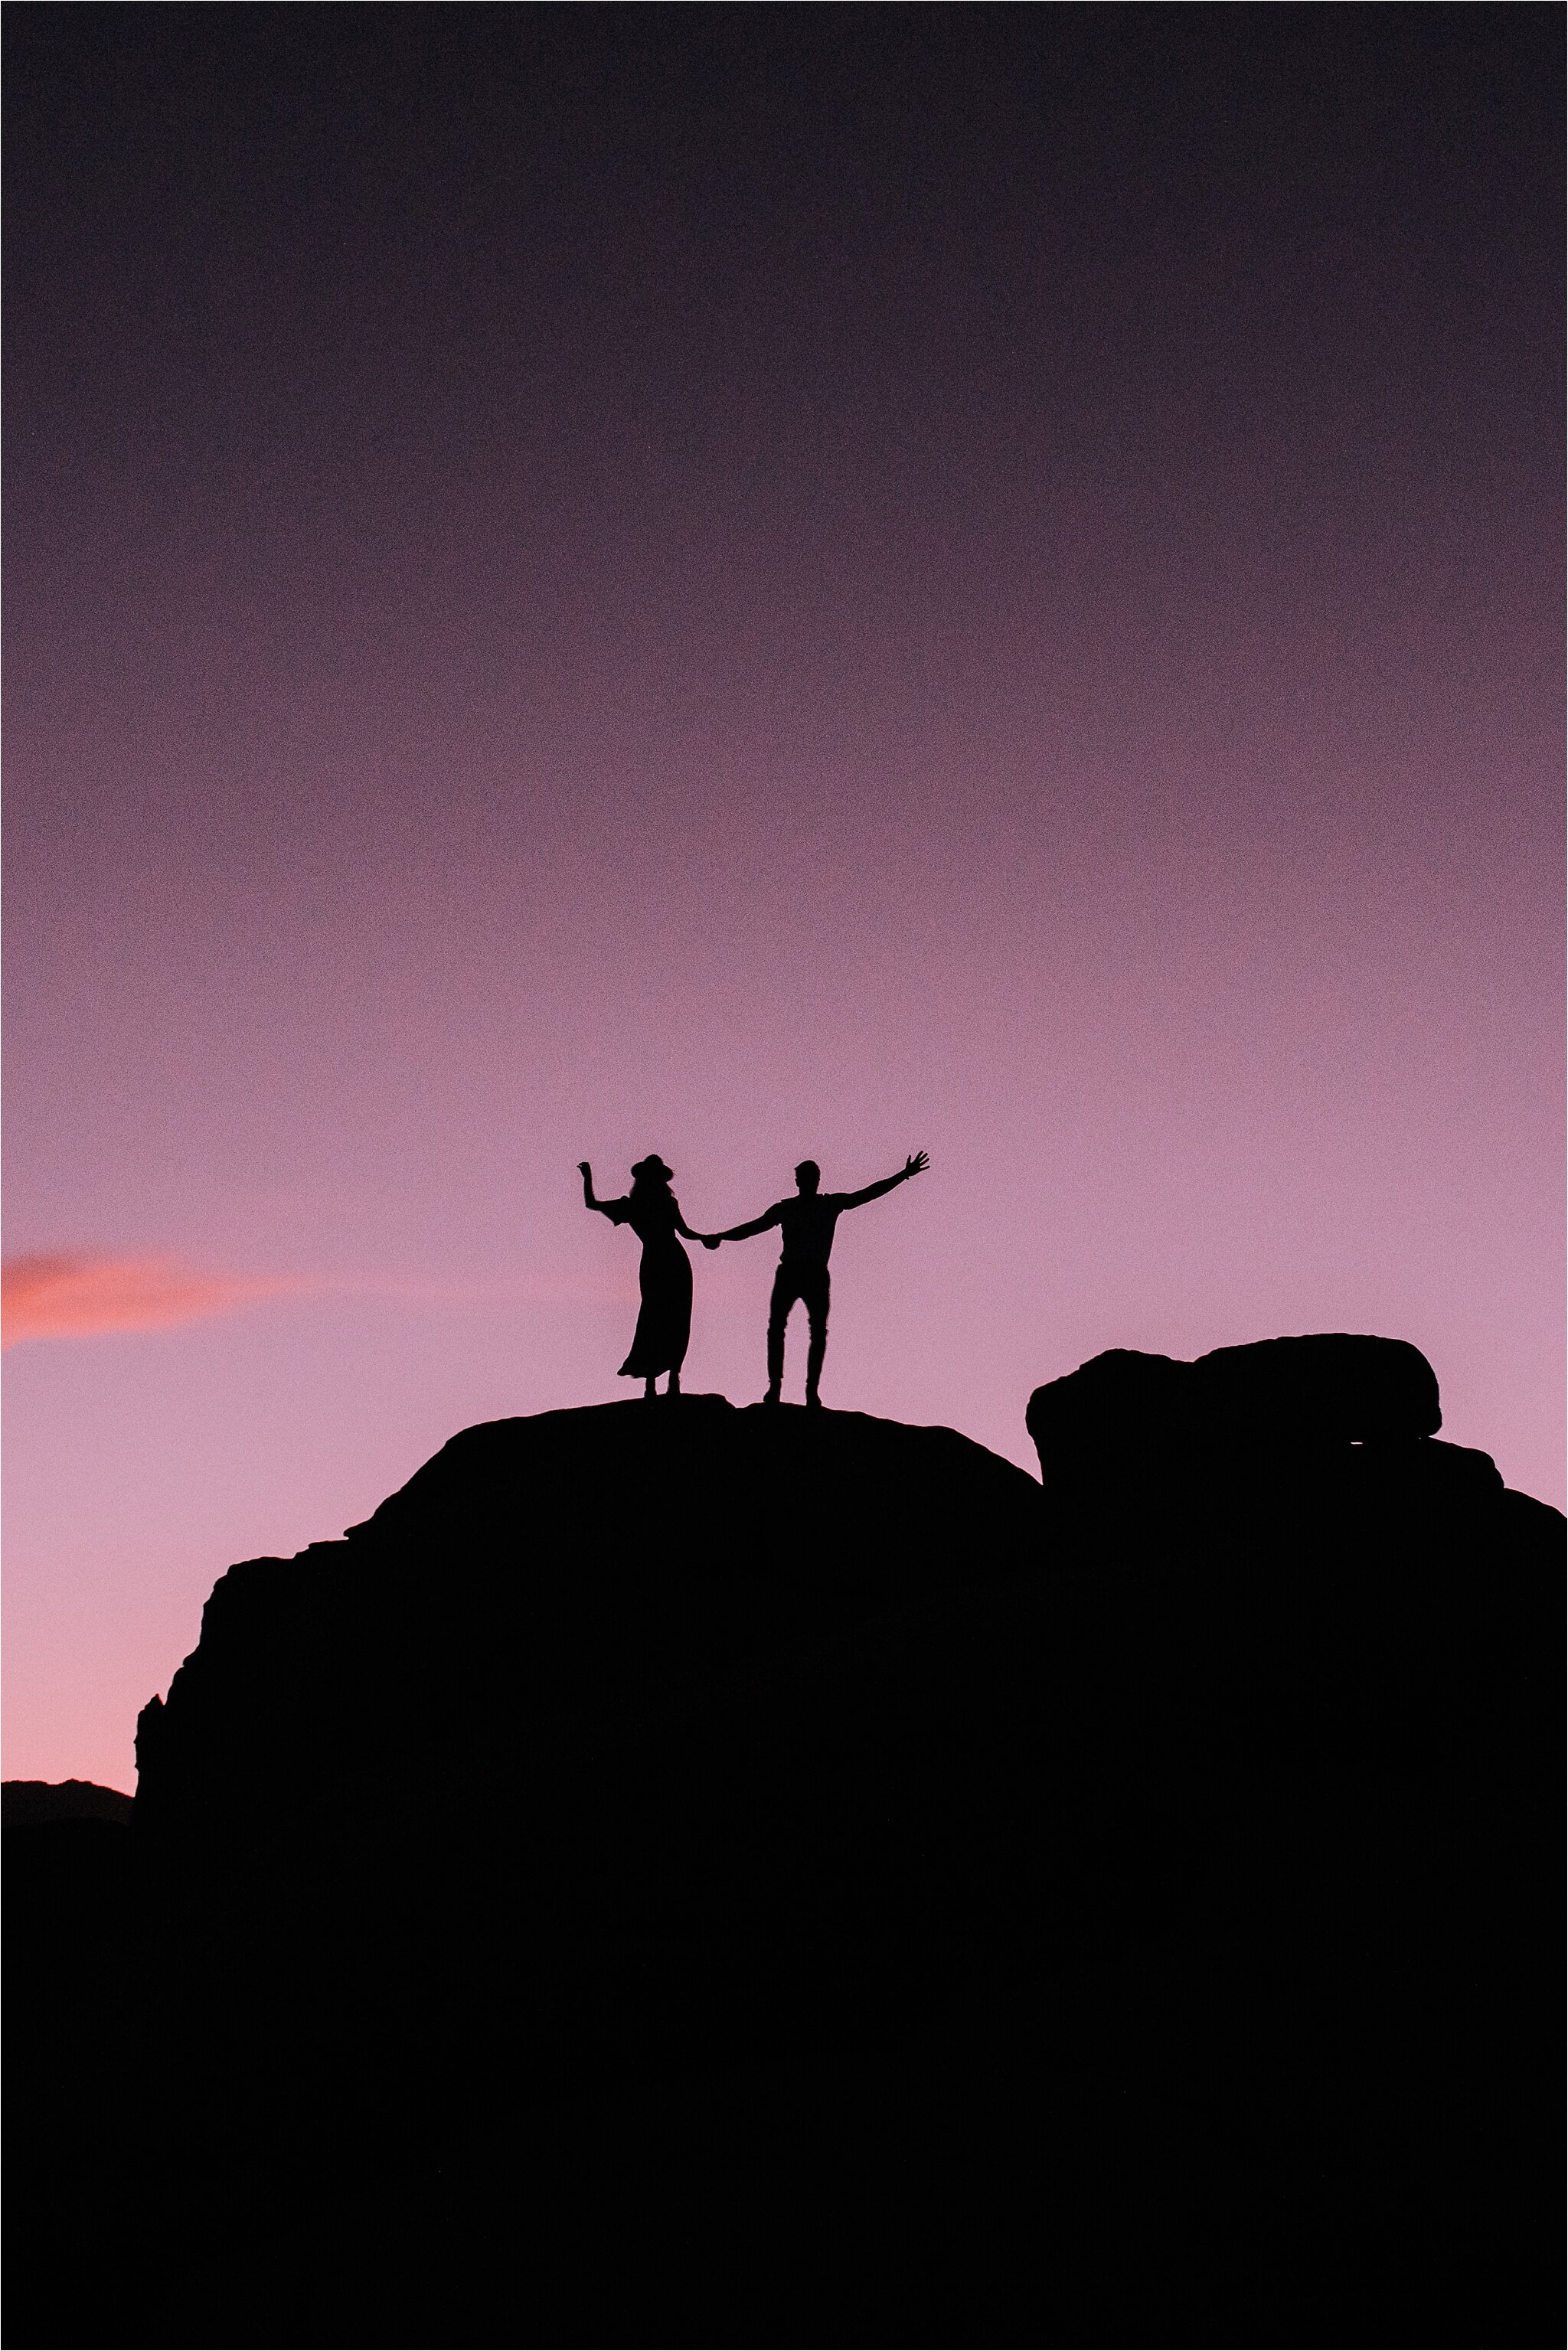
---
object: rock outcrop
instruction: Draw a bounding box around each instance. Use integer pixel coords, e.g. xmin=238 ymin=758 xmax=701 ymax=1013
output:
xmin=133 ymin=1398 xmax=1044 ymax=1869
xmin=1189 ymin=1330 xmax=1442 ymax=1435
xmin=1024 ymin=1331 xmax=1550 ymax=1562
xmin=10 ymin=1360 xmax=1563 ymax=2351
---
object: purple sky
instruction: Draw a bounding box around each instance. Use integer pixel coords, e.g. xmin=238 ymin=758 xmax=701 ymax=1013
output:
xmin=5 ymin=9 xmax=1562 ymax=1791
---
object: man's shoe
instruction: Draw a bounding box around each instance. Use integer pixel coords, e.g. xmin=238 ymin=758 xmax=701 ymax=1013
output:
xmin=805 ymin=1391 xmax=823 ymax=1410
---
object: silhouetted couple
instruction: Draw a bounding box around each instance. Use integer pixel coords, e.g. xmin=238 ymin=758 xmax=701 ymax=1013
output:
xmin=580 ymin=1151 xmax=929 ymax=1406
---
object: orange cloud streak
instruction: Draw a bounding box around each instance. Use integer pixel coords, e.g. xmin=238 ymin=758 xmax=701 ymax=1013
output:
xmin=2 ymin=1254 xmax=302 ymax=1348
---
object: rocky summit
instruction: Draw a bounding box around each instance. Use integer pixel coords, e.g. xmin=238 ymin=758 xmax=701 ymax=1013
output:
xmin=9 ymin=1343 xmax=1563 ymax=2350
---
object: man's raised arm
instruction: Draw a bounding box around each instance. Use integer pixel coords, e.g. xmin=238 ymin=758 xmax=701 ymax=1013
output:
xmin=841 ymin=1151 xmax=929 ymax=1211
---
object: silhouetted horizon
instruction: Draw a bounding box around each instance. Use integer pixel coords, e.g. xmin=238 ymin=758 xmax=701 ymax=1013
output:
xmin=12 ymin=1319 xmax=1562 ymax=2347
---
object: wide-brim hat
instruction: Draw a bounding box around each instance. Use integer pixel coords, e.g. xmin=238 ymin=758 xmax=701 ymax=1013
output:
xmin=631 ymin=1154 xmax=674 ymax=1183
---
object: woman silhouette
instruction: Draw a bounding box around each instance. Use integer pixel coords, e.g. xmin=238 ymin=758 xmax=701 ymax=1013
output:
xmin=579 ymin=1155 xmax=707 ymax=1399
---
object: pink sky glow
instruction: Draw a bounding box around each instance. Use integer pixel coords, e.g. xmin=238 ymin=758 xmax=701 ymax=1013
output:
xmin=5 ymin=10 xmax=1561 ymax=1793
xmin=2 ymin=1254 xmax=640 ymax=1348
xmin=2 ymin=1252 xmax=308 ymax=1348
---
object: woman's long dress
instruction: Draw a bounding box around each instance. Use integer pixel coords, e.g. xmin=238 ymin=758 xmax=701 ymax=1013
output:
xmin=606 ymin=1190 xmax=693 ymax=1379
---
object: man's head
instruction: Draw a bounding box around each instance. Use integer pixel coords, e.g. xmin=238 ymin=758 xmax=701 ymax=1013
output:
xmin=794 ymin=1160 xmax=821 ymax=1194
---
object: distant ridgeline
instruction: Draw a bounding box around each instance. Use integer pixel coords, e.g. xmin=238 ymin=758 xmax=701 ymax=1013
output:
xmin=11 ymin=1333 xmax=1563 ymax=2351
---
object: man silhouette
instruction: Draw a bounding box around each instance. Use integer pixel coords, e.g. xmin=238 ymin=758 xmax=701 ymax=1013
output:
xmin=705 ymin=1152 xmax=929 ymax=1407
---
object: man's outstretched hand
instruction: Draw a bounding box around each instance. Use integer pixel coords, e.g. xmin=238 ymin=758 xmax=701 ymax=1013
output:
xmin=903 ymin=1151 xmax=929 ymax=1179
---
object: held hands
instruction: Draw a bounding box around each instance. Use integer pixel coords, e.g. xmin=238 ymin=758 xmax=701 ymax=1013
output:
xmin=903 ymin=1151 xmax=929 ymax=1179
xmin=701 ymin=1235 xmax=723 ymax=1251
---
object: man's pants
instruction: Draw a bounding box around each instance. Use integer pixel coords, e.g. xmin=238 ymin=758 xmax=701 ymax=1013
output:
xmin=768 ymin=1265 xmax=830 ymax=1396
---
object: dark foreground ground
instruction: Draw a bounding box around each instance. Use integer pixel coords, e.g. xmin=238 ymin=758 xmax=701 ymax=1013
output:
xmin=8 ymin=1378 xmax=1563 ymax=2348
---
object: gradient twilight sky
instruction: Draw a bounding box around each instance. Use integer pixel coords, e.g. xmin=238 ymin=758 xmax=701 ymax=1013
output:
xmin=5 ymin=8 xmax=1562 ymax=1792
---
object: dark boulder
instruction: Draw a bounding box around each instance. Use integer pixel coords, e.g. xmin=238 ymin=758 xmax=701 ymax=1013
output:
xmin=1192 ymin=1331 xmax=1442 ymax=1438
xmin=1025 ymin=1347 xmax=1198 ymax=1525
xmin=1028 ymin=1331 xmax=1441 ymax=1459
xmin=1025 ymin=1332 xmax=1503 ymax=1559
